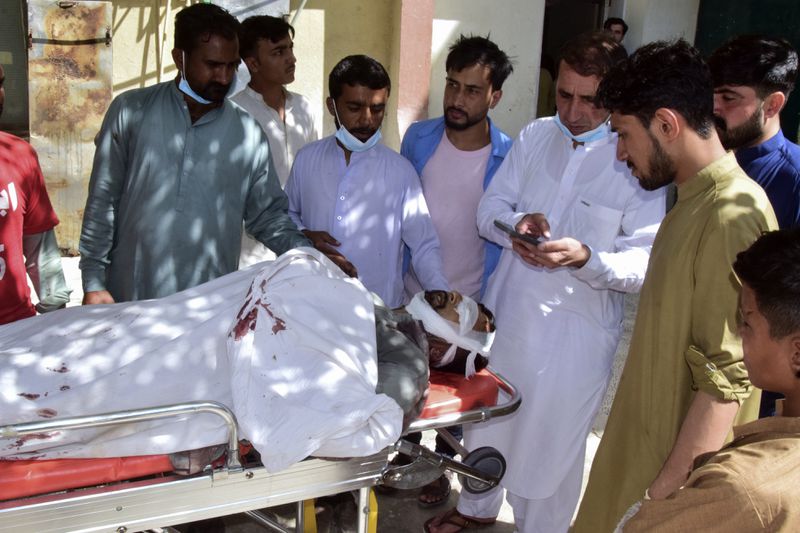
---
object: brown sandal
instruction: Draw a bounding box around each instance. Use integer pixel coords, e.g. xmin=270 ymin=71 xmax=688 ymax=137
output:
xmin=423 ymin=507 xmax=496 ymax=532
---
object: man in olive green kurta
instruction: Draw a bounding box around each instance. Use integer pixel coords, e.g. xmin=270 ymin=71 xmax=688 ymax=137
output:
xmin=573 ymin=41 xmax=778 ymax=533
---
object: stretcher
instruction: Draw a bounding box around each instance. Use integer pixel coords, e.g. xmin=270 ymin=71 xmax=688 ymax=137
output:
xmin=0 ymin=367 xmax=520 ymax=533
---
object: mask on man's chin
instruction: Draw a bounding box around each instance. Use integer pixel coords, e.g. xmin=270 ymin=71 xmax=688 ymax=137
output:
xmin=553 ymin=112 xmax=610 ymax=144
xmin=178 ymin=51 xmax=237 ymax=105
xmin=331 ymin=100 xmax=382 ymax=152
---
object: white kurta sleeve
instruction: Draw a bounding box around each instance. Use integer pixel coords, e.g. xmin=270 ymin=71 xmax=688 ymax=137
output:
xmin=477 ymin=133 xmax=529 ymax=249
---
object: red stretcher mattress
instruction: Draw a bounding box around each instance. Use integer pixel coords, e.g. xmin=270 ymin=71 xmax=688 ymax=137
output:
xmin=0 ymin=369 xmax=499 ymax=501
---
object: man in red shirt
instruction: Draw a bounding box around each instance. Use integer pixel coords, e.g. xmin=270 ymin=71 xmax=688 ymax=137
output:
xmin=0 ymin=63 xmax=70 ymax=324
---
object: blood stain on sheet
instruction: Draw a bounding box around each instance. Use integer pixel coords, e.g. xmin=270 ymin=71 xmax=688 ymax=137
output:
xmin=17 ymin=392 xmax=40 ymax=400
xmin=232 ymin=307 xmax=258 ymax=340
xmin=46 ymin=363 xmax=69 ymax=373
xmin=60 ymin=385 xmax=71 ymax=391
xmin=261 ymin=302 xmax=286 ymax=334
xmin=37 ymin=408 xmax=58 ymax=419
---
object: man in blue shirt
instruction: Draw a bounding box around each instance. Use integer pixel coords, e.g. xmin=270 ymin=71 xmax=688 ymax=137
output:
xmin=710 ymin=35 xmax=800 ymax=417
xmin=710 ymin=35 xmax=800 ymax=230
xmin=402 ymin=36 xmax=513 ymax=300
xmin=399 ymin=35 xmax=513 ymax=507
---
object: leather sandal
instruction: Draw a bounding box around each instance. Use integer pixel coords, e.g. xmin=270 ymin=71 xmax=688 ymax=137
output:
xmin=423 ymin=507 xmax=496 ymax=532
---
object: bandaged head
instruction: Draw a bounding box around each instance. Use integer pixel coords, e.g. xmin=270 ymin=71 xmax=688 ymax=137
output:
xmin=405 ymin=291 xmax=495 ymax=377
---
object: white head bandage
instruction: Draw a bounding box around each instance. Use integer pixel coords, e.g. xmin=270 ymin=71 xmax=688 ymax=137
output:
xmin=406 ymin=291 xmax=495 ymax=377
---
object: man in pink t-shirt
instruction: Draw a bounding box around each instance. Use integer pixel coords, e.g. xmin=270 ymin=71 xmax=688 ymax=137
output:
xmin=0 ymin=63 xmax=70 ymax=324
xmin=400 ymin=35 xmax=514 ymax=505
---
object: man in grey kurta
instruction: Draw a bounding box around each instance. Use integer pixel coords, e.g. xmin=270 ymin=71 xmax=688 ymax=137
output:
xmin=79 ymin=3 xmax=309 ymax=303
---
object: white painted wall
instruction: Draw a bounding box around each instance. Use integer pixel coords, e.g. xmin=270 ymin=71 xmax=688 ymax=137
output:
xmin=610 ymin=0 xmax=700 ymax=52
xmin=429 ymin=0 xmax=545 ymax=139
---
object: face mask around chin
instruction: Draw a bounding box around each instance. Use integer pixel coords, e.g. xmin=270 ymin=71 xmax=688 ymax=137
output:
xmin=331 ymin=100 xmax=382 ymax=152
xmin=178 ymin=51 xmax=237 ymax=105
xmin=553 ymin=112 xmax=610 ymax=144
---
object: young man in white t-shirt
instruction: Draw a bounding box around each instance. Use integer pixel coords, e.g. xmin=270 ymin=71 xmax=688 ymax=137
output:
xmin=400 ymin=35 xmax=514 ymax=506
xmin=231 ymin=15 xmax=319 ymax=266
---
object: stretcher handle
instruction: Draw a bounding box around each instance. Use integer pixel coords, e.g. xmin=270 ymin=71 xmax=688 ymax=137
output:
xmin=406 ymin=366 xmax=522 ymax=433
xmin=0 ymin=400 xmax=242 ymax=470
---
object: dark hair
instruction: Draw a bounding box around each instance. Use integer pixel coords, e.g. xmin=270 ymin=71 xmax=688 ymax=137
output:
xmin=603 ymin=17 xmax=628 ymax=35
xmin=445 ymin=35 xmax=514 ymax=91
xmin=328 ymin=55 xmax=391 ymax=100
xmin=558 ymin=31 xmax=625 ymax=79
xmin=734 ymin=229 xmax=800 ymax=343
xmin=239 ymin=15 xmax=295 ymax=59
xmin=708 ymin=35 xmax=798 ymax=100
xmin=596 ymin=39 xmax=715 ymax=138
xmin=175 ymin=3 xmax=240 ymax=54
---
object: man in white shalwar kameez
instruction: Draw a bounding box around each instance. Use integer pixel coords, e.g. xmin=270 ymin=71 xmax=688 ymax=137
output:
xmin=424 ymin=32 xmax=666 ymax=533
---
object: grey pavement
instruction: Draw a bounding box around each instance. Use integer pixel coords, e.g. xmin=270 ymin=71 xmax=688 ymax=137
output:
xmin=40 ymin=257 xmax=635 ymax=532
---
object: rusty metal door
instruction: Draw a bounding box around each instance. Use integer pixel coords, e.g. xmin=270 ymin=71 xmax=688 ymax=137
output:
xmin=28 ymin=0 xmax=112 ymax=252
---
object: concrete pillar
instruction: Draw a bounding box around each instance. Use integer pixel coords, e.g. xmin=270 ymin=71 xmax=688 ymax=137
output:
xmin=387 ymin=0 xmax=435 ymax=148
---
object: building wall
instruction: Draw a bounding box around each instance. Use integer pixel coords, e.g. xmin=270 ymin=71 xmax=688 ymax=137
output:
xmin=288 ymin=0 xmax=546 ymax=147
xmin=611 ymin=0 xmax=700 ymax=51
xmin=289 ymin=0 xmax=396 ymax=142
xmin=110 ymin=0 xmax=289 ymax=96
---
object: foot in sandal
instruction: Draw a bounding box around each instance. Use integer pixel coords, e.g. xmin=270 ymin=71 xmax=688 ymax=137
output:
xmin=423 ymin=507 xmax=496 ymax=532
xmin=418 ymin=473 xmax=452 ymax=507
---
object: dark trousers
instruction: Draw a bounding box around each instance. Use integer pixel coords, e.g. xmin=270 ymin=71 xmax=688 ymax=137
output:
xmin=405 ymin=425 xmax=463 ymax=458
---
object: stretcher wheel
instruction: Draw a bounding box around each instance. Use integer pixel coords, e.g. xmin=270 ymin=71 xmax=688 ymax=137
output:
xmin=459 ymin=446 xmax=506 ymax=494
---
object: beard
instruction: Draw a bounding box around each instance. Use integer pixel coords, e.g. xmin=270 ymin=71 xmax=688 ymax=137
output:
xmin=200 ymin=82 xmax=232 ymax=103
xmin=716 ymin=105 xmax=764 ymax=150
xmin=634 ymin=133 xmax=677 ymax=191
xmin=444 ymin=106 xmax=486 ymax=131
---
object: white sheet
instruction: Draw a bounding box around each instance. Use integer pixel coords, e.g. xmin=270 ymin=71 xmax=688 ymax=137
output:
xmin=0 ymin=248 xmax=403 ymax=472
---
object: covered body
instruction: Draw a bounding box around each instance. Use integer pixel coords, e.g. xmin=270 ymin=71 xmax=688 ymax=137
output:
xmin=0 ymin=249 xmax=406 ymax=472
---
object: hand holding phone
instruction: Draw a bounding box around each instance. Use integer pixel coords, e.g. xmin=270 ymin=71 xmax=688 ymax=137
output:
xmin=494 ymin=219 xmax=544 ymax=246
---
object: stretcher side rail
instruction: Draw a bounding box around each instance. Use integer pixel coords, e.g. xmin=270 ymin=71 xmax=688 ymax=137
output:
xmin=0 ymin=453 xmax=387 ymax=533
xmin=0 ymin=368 xmax=522 ymax=532
xmin=0 ymin=400 xmax=242 ymax=470
xmin=405 ymin=366 xmax=521 ymax=433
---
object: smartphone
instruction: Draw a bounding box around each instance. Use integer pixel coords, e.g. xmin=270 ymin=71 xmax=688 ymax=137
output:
xmin=494 ymin=219 xmax=543 ymax=246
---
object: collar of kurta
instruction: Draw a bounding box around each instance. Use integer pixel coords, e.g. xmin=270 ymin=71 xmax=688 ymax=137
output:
xmin=732 ymin=415 xmax=800 ymax=441
xmin=243 ymin=85 xmax=296 ymax=112
xmin=735 ymin=129 xmax=787 ymax=164
xmin=170 ymin=81 xmax=226 ymax=127
xmin=675 ymin=151 xmax=738 ymax=203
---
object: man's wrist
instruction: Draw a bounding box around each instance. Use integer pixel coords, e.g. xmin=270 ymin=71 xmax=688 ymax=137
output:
xmin=572 ymin=243 xmax=591 ymax=268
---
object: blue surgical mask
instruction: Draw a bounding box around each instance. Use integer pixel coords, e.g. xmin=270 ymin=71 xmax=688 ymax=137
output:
xmin=553 ymin=112 xmax=610 ymax=144
xmin=178 ymin=51 xmax=237 ymax=105
xmin=332 ymin=101 xmax=382 ymax=152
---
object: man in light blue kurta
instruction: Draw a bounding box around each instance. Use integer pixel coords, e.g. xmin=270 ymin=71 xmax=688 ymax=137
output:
xmin=79 ymin=4 xmax=309 ymax=303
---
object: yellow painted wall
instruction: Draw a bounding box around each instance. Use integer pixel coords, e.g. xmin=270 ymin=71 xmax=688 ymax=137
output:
xmin=110 ymin=0 xmax=189 ymax=96
xmin=289 ymin=0 xmax=399 ymax=146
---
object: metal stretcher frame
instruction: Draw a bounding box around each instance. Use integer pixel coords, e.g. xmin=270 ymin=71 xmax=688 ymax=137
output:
xmin=0 ymin=368 xmax=521 ymax=533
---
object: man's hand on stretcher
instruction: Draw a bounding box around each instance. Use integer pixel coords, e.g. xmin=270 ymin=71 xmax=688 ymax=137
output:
xmin=511 ymin=213 xmax=591 ymax=269
xmin=302 ymin=229 xmax=359 ymax=278
xmin=83 ymin=289 xmax=116 ymax=305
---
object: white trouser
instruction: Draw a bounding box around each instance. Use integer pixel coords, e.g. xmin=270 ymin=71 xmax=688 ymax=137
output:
xmin=456 ymin=449 xmax=584 ymax=533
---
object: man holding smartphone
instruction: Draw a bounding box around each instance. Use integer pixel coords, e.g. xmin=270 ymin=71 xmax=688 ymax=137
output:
xmin=425 ymin=32 xmax=665 ymax=533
